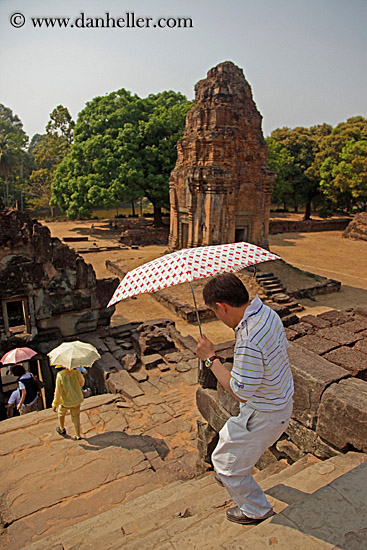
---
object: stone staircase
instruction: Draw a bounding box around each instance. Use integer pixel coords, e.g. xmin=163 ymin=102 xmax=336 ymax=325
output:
xmin=255 ymin=272 xmax=304 ymax=317
xmin=26 ymin=451 xmax=367 ymax=550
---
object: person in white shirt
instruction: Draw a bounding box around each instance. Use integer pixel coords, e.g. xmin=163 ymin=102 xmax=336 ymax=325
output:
xmin=7 ymin=388 xmax=21 ymax=417
xmin=11 ymin=364 xmax=40 ymax=415
xmin=196 ymin=273 xmax=294 ymax=525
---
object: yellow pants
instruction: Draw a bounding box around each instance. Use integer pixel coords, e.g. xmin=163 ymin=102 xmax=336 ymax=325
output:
xmin=58 ymin=404 xmax=81 ymax=438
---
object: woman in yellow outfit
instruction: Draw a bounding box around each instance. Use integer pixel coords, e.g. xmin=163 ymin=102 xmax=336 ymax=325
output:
xmin=52 ymin=367 xmax=84 ymax=440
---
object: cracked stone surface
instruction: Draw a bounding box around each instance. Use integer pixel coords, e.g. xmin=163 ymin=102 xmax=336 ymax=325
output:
xmin=0 ymin=361 xmax=201 ymax=549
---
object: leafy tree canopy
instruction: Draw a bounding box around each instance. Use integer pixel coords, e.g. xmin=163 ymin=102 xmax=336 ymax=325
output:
xmin=269 ymin=125 xmax=332 ymax=218
xmin=0 ymin=104 xmax=29 ymax=207
xmin=28 ymin=105 xmax=74 ymax=214
xmin=52 ymin=89 xmax=191 ymax=222
xmin=266 ymin=138 xmax=295 ymax=211
xmin=313 ymin=117 xmax=367 ymax=211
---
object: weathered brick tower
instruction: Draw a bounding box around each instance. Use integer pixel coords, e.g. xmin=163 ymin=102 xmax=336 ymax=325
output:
xmin=168 ymin=61 xmax=274 ymax=251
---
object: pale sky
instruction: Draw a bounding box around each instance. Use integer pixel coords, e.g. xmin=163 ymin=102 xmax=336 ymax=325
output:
xmin=0 ymin=0 xmax=366 ymax=140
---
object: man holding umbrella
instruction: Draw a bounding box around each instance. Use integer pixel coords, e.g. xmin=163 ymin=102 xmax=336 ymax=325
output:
xmin=196 ymin=273 xmax=294 ymax=525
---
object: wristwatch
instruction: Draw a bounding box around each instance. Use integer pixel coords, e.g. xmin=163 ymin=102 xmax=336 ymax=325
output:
xmin=204 ymin=355 xmax=218 ymax=369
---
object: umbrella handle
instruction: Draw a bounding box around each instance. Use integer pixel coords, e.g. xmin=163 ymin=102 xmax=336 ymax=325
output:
xmin=189 ymin=279 xmax=202 ymax=337
xmin=189 ymin=279 xmax=203 ymax=371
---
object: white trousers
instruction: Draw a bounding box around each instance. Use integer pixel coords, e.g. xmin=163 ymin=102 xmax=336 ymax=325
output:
xmin=212 ymin=399 xmax=293 ymax=518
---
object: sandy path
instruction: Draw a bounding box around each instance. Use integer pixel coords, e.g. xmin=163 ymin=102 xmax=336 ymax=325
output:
xmin=269 ymin=231 xmax=367 ymax=316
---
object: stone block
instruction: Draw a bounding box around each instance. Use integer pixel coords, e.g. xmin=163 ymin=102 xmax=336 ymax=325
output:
xmin=286 ymin=418 xmax=341 ymax=459
xmin=78 ymin=333 xmax=109 ymax=353
xmin=340 ymin=319 xmax=367 ymax=333
xmin=318 ymin=309 xmax=352 ymax=326
xmin=280 ymin=314 xmax=300 ymax=327
xmin=217 ymin=383 xmax=240 ymax=417
xmin=276 ymin=439 xmax=305 ymax=462
xmin=355 ymin=306 xmax=367 ymax=318
xmin=162 ymin=351 xmax=183 ymax=363
xmin=141 ymin=353 xmax=163 ymax=370
xmin=197 ymin=419 xmax=219 ymax=464
xmin=196 ymin=387 xmax=230 ymax=433
xmin=316 ymin=378 xmax=367 ymax=452
xmin=122 ymin=352 xmax=139 ymax=372
xmin=182 ymin=368 xmax=199 ymax=386
xmin=175 ymin=363 xmax=191 ymax=373
xmin=288 ymin=343 xmax=349 ymax=429
xmin=97 ymin=352 xmax=123 ymax=373
xmin=323 ymin=346 xmax=367 ymax=376
xmin=130 ymin=371 xmax=148 ymax=383
xmin=285 ymin=328 xmax=299 ymax=341
xmin=105 ymin=337 xmax=120 ymax=354
xmin=317 ymin=326 xmax=363 ymax=346
xmin=355 ymin=338 xmax=367 ymax=355
xmin=286 ymin=322 xmax=314 ymax=337
xmin=300 ymin=314 xmax=331 ymax=329
xmin=295 ymin=334 xmax=339 ymax=355
xmin=105 ymin=370 xmax=144 ymax=399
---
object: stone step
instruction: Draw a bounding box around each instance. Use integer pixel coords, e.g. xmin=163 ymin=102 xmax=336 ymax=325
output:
xmin=260 ymin=280 xmax=282 ymax=287
xmin=287 ymin=302 xmax=305 ymax=312
xmin=26 ymin=454 xmax=321 ymax=550
xmin=264 ymin=287 xmax=286 ymax=296
xmin=220 ymin=451 xmax=367 ymax=549
xmin=255 ymin=272 xmax=275 ymax=279
xmin=272 ymin=293 xmax=291 ymax=303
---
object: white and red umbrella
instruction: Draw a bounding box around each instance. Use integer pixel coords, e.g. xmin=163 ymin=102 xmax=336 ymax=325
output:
xmin=108 ymin=242 xmax=280 ymax=331
xmin=0 ymin=347 xmax=37 ymax=365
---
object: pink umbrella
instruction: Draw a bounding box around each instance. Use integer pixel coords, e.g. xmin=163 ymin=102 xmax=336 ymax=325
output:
xmin=0 ymin=347 xmax=37 ymax=365
xmin=108 ymin=242 xmax=280 ymax=333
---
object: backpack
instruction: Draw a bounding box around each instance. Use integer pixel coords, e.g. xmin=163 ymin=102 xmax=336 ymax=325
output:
xmin=18 ymin=375 xmax=39 ymax=405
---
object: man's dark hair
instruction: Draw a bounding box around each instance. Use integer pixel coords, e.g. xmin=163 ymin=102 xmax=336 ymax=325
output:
xmin=203 ymin=273 xmax=249 ymax=308
xmin=11 ymin=364 xmax=26 ymax=377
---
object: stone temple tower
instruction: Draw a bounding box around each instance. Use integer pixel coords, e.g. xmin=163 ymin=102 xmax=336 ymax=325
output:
xmin=168 ymin=61 xmax=274 ymax=251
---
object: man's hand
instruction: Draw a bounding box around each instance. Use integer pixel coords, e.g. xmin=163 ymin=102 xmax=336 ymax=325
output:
xmin=196 ymin=335 xmax=216 ymax=360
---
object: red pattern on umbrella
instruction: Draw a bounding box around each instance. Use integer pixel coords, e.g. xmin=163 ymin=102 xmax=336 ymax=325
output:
xmin=108 ymin=242 xmax=280 ymax=308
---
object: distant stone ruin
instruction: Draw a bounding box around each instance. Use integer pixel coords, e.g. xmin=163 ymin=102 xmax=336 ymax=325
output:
xmin=169 ymin=61 xmax=274 ymax=251
xmin=343 ymin=212 xmax=367 ymax=241
xmin=0 ymin=200 xmax=119 ymax=416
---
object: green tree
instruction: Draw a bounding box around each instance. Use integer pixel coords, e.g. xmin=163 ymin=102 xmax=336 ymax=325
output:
xmin=269 ymin=124 xmax=333 ymax=219
xmin=28 ymin=106 xmax=74 ymax=215
xmin=0 ymin=104 xmax=29 ymax=208
xmin=312 ymin=117 xmax=367 ymax=212
xmin=52 ymin=90 xmax=191 ymax=222
xmin=266 ymin=138 xmax=295 ymax=210
xmin=320 ymin=139 xmax=367 ymax=211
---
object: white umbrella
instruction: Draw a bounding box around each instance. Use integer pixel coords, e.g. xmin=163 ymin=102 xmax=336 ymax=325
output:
xmin=48 ymin=341 xmax=100 ymax=370
xmin=107 ymin=241 xmax=280 ymax=335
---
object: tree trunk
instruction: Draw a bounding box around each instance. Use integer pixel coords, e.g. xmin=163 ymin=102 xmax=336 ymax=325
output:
xmin=153 ymin=204 xmax=164 ymax=227
xmin=5 ymin=176 xmax=9 ymax=207
xmin=303 ymin=201 xmax=312 ymax=220
xmin=131 ymin=201 xmax=136 ymax=217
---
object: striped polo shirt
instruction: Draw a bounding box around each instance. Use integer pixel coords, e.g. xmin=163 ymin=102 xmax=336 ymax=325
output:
xmin=230 ymin=296 xmax=294 ymax=411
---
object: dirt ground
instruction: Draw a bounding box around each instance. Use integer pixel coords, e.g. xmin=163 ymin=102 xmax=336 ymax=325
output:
xmin=44 ymin=217 xmax=367 ymax=343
